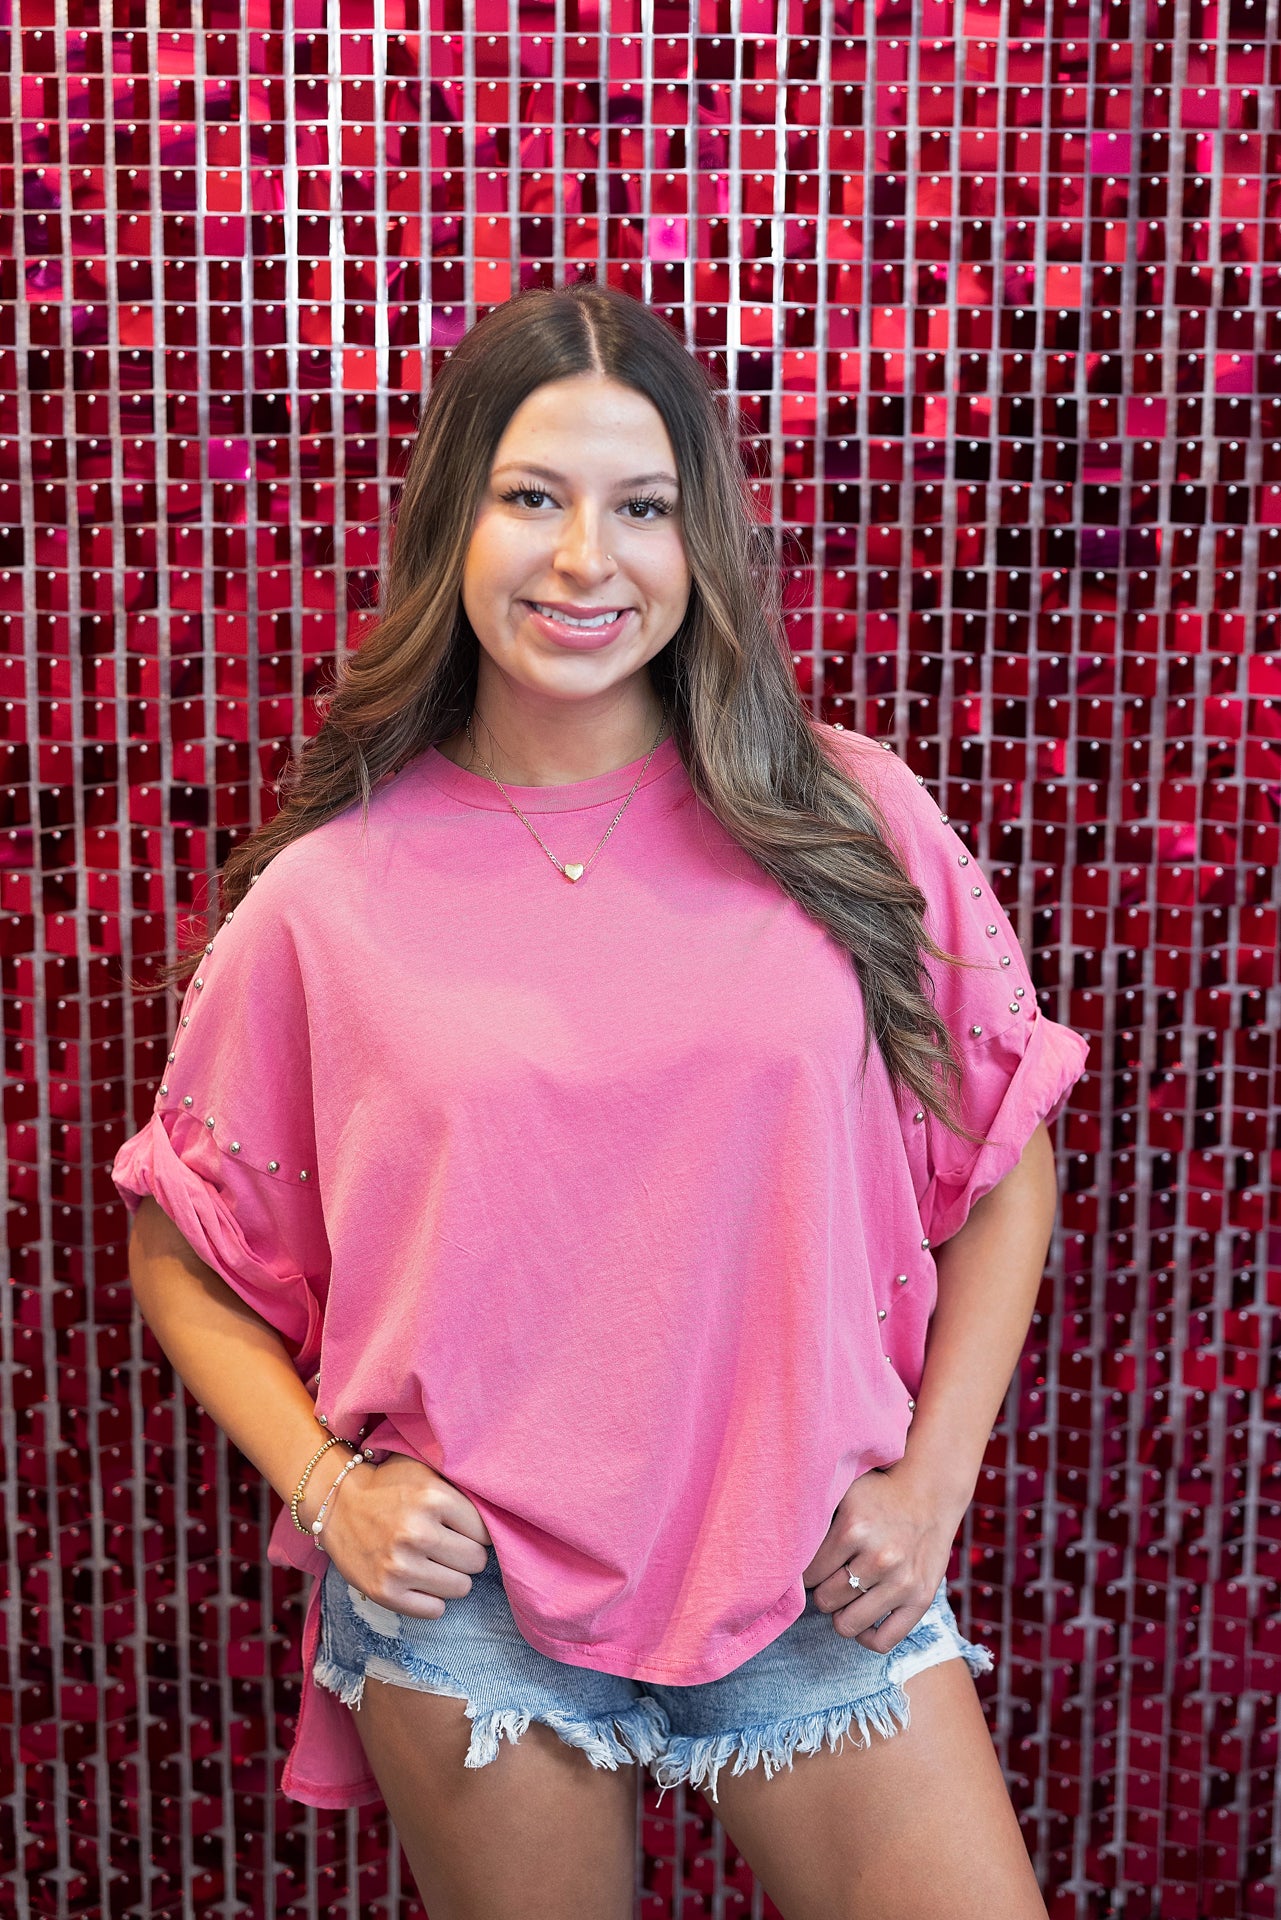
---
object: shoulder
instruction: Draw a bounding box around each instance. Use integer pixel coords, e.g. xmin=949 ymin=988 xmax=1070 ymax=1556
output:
xmin=811 ymin=721 xmax=942 ymax=840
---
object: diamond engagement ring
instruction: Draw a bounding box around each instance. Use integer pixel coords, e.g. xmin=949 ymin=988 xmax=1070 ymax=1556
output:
xmin=846 ymin=1571 xmax=863 ymax=1591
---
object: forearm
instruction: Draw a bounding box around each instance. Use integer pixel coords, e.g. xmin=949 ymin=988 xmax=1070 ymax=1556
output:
xmin=892 ymin=1120 xmax=1059 ymax=1520
xmin=127 ymin=1194 xmax=348 ymax=1526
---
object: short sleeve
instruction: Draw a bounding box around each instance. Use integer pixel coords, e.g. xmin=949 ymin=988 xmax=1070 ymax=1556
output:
xmin=111 ymin=857 xmax=330 ymax=1375
xmin=840 ymin=733 xmax=1091 ymax=1245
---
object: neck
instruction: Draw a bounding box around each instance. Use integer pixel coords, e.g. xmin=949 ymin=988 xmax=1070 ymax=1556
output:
xmin=440 ymin=701 xmax=669 ymax=788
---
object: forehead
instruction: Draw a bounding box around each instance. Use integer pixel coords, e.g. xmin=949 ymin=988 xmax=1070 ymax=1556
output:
xmin=494 ymin=376 xmax=676 ymax=465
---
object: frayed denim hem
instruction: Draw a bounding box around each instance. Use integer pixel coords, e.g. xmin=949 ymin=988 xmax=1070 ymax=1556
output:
xmin=312 ymin=1646 xmax=671 ymax=1777
xmin=648 ymin=1678 xmax=913 ymax=1807
xmin=458 ymin=1694 xmax=670 ymax=1773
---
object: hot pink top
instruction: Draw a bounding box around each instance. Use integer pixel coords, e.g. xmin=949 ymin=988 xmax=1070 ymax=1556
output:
xmin=111 ymin=722 xmax=1090 ymax=1808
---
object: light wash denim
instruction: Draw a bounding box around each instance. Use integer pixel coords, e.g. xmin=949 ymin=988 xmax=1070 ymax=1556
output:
xmin=315 ymin=1548 xmax=993 ymax=1804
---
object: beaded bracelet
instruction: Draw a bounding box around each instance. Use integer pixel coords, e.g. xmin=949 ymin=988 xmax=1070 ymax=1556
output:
xmin=310 ymin=1450 xmax=371 ymax=1551
xmin=289 ymin=1434 xmax=349 ymax=1536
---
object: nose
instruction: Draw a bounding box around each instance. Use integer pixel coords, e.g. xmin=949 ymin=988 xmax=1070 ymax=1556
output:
xmin=553 ymin=506 xmax=617 ymax=584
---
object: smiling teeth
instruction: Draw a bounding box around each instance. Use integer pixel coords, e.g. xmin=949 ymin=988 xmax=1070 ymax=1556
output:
xmin=531 ymin=603 xmax=623 ymax=629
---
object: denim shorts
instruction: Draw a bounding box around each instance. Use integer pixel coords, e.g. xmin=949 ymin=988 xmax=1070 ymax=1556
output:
xmin=315 ymin=1550 xmax=994 ymax=1804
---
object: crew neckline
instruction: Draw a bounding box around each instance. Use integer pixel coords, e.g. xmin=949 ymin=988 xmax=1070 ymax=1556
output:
xmin=416 ymin=731 xmax=686 ymax=812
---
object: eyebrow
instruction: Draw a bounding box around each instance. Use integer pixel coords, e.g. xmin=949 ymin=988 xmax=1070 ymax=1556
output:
xmin=491 ymin=462 xmax=679 ymax=490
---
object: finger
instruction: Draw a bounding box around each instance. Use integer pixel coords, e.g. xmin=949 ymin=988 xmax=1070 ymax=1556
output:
xmin=826 ymin=1588 xmax=899 ymax=1638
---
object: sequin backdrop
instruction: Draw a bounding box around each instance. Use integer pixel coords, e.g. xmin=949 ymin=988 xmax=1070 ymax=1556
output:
xmin=3 ymin=1 xmax=1279 ymax=1916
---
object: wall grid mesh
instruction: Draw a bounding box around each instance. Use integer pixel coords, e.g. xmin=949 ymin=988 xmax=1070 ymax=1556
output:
xmin=2 ymin=1 xmax=1279 ymax=1916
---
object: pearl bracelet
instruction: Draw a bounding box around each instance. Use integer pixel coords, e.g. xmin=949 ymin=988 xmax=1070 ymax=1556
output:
xmin=310 ymin=1450 xmax=371 ymax=1550
xmin=289 ymin=1434 xmax=349 ymax=1536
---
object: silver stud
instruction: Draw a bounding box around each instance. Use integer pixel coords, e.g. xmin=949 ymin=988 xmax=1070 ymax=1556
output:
xmin=957 ymin=854 xmax=969 ymax=866
xmin=915 ymin=773 xmax=925 ymax=784
xmin=986 ymin=924 xmax=998 ymax=936
xmin=907 ymin=1398 xmax=916 ymax=1411
xmin=167 ymin=1051 xmax=175 ymax=1062
xmin=226 ymin=910 xmax=234 ymax=921
xmin=1000 ymin=955 xmax=1011 ymax=967
xmin=877 ymin=1308 xmax=887 ymax=1320
xmin=230 ymin=1142 xmax=241 ymax=1153
xmin=921 ymin=1237 xmax=930 ymax=1250
xmin=1015 ymin=987 xmax=1025 ymax=998
xmin=194 ymin=977 xmax=204 ymax=989
xmin=1009 ymin=1002 xmax=1021 ymax=1013
xmin=299 ymin=1169 xmax=310 ymax=1182
xmin=183 ymin=1095 xmax=194 ymax=1108
xmin=181 ymin=1016 xmax=190 ymax=1027
xmin=204 ymin=942 xmax=214 ymax=955
xmin=268 ymin=1159 xmax=280 ymax=1172
xmin=970 ymin=1023 xmax=983 ymax=1036
xmin=251 ymin=873 xmax=261 ymax=884
xmin=970 ymin=886 xmax=982 ymax=898
xmin=913 ymin=1110 xmax=924 ymax=1123
xmin=159 ymin=1084 xmax=168 ymax=1096
xmin=939 ymin=813 xmax=949 ymax=823
xmin=895 ymin=1273 xmax=908 ymax=1285
xmin=205 ymin=1116 xmax=215 ymax=1129
xmin=317 ymin=1412 xmax=329 ymax=1426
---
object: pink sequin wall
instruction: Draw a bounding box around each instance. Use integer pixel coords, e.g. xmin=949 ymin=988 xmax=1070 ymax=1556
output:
xmin=3 ymin=1 xmax=1279 ymax=1917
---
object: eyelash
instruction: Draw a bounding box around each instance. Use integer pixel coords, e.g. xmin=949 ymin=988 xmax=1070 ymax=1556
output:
xmin=497 ymin=485 xmax=674 ymax=522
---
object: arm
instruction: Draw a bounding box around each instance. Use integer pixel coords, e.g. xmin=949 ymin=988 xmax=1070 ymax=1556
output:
xmin=126 ymin=1195 xmax=493 ymax=1613
xmin=127 ymin=1193 xmax=352 ymax=1528
xmin=890 ymin=1116 xmax=1060 ymax=1525
xmin=804 ymin=1120 xmax=1060 ymax=1644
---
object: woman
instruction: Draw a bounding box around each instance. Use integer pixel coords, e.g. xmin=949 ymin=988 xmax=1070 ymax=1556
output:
xmin=114 ymin=282 xmax=1089 ymax=1920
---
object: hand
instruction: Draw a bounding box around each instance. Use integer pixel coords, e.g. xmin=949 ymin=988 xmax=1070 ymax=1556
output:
xmin=314 ymin=1453 xmax=494 ymax=1619
xmin=800 ymin=1463 xmax=967 ymax=1654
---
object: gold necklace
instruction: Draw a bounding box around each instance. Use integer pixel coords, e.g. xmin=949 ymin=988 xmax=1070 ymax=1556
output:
xmin=462 ymin=711 xmax=669 ymax=883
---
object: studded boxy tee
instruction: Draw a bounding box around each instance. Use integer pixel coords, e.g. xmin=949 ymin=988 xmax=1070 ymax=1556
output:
xmin=110 ymin=721 xmax=1090 ymax=1809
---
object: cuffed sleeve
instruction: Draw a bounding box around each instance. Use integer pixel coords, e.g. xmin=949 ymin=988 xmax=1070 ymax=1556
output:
xmin=836 ymin=732 xmax=1091 ymax=1245
xmin=111 ymin=858 xmax=330 ymax=1375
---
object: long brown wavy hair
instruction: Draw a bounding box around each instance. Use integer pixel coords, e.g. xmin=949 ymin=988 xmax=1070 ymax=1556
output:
xmin=147 ymin=280 xmax=992 ymax=1142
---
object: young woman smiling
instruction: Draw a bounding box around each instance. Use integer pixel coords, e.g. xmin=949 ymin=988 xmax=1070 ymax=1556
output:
xmin=116 ymin=282 xmax=1088 ymax=1920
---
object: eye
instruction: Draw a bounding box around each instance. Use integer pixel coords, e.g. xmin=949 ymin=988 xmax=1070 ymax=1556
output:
xmin=496 ymin=484 xmax=675 ymax=522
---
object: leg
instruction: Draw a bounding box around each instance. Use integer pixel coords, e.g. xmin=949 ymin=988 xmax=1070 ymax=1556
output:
xmin=350 ymin=1673 xmax=638 ymax=1920
xmin=704 ymin=1658 xmax=1048 ymax=1920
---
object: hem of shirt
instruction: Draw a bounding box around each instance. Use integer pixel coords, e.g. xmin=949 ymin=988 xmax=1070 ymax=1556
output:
xmin=505 ymin=1576 xmax=806 ymax=1685
xmin=280 ymin=1759 xmax=386 ymax=1811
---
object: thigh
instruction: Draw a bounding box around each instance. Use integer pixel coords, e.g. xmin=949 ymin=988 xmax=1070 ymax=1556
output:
xmin=352 ymin=1673 xmax=638 ymax=1920
xmin=705 ymin=1658 xmax=1048 ymax=1920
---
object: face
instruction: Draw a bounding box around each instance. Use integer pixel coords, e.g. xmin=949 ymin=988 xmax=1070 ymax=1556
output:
xmin=461 ymin=374 xmax=691 ymax=726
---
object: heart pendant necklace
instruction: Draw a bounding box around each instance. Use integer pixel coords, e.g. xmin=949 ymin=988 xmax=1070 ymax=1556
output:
xmin=463 ymin=711 xmax=669 ymax=883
